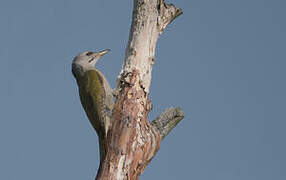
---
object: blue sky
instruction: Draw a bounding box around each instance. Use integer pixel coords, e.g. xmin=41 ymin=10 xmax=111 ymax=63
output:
xmin=1 ymin=0 xmax=285 ymax=179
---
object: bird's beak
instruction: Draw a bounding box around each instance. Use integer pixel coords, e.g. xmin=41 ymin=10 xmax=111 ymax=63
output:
xmin=96 ymin=49 xmax=111 ymax=57
xmin=88 ymin=49 xmax=110 ymax=63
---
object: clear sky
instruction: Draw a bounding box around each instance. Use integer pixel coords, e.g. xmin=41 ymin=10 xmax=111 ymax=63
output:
xmin=1 ymin=0 xmax=285 ymax=179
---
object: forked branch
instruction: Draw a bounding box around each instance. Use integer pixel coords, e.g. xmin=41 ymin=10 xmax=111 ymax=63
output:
xmin=96 ymin=1 xmax=184 ymax=179
xmin=151 ymin=107 xmax=185 ymax=140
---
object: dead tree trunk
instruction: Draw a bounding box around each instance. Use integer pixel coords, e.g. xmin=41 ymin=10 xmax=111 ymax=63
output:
xmin=96 ymin=0 xmax=184 ymax=179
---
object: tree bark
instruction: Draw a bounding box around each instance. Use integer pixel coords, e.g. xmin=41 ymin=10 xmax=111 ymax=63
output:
xmin=96 ymin=0 xmax=184 ymax=179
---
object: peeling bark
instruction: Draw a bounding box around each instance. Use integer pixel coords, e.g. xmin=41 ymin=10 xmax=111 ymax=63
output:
xmin=95 ymin=0 xmax=184 ymax=179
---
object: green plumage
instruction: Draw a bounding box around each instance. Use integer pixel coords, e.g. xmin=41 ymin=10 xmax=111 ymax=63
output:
xmin=78 ymin=70 xmax=113 ymax=133
xmin=72 ymin=49 xmax=113 ymax=160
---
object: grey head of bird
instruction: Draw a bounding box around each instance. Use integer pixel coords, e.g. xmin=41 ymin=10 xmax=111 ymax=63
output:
xmin=72 ymin=49 xmax=110 ymax=79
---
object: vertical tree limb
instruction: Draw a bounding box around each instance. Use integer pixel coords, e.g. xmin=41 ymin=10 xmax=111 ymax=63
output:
xmin=96 ymin=1 xmax=184 ymax=179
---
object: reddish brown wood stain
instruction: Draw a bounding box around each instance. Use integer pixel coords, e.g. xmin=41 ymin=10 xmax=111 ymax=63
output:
xmin=96 ymin=70 xmax=161 ymax=180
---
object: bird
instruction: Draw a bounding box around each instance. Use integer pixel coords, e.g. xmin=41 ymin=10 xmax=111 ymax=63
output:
xmin=72 ymin=49 xmax=114 ymax=159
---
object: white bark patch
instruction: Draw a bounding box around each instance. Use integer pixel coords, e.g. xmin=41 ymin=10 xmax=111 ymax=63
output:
xmin=116 ymin=155 xmax=126 ymax=180
xmin=136 ymin=120 xmax=145 ymax=146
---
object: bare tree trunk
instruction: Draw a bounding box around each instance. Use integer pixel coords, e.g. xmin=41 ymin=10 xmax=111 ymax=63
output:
xmin=96 ymin=0 xmax=184 ymax=179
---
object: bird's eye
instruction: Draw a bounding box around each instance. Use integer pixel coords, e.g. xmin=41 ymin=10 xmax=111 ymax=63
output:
xmin=86 ymin=52 xmax=93 ymax=56
xmin=88 ymin=57 xmax=94 ymax=62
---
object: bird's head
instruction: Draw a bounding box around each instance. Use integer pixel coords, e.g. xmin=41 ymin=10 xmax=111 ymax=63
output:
xmin=73 ymin=49 xmax=110 ymax=69
xmin=72 ymin=49 xmax=110 ymax=78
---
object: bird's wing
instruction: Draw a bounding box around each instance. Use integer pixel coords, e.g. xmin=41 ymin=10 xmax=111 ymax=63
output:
xmin=94 ymin=70 xmax=114 ymax=113
xmin=79 ymin=70 xmax=105 ymax=131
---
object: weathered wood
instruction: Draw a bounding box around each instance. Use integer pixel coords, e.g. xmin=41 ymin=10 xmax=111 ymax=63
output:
xmin=151 ymin=107 xmax=184 ymax=140
xmin=95 ymin=1 xmax=184 ymax=179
